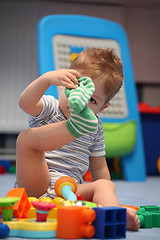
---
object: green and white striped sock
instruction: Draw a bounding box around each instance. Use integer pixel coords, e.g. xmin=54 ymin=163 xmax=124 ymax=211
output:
xmin=65 ymin=76 xmax=98 ymax=138
xmin=65 ymin=76 xmax=95 ymax=114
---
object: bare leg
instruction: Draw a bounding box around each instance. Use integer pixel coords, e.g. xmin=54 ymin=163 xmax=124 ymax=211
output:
xmin=16 ymin=121 xmax=75 ymax=198
xmin=16 ymin=130 xmax=50 ymax=198
xmin=77 ymin=179 xmax=140 ymax=231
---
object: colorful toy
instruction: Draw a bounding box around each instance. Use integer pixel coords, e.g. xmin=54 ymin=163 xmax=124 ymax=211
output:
xmin=27 ymin=197 xmax=65 ymax=220
xmin=5 ymin=218 xmax=57 ymax=238
xmin=1 ymin=199 xmax=57 ymax=239
xmin=93 ymin=207 xmax=126 ymax=239
xmin=6 ymin=188 xmax=30 ymax=218
xmin=54 ymin=176 xmax=77 ymax=201
xmin=63 ymin=200 xmax=101 ymax=208
xmin=56 ymin=206 xmax=96 ymax=239
xmin=137 ymin=205 xmax=160 ymax=228
xmin=31 ymin=201 xmax=56 ymax=222
xmin=0 ymin=197 xmax=20 ymax=221
xmin=0 ymin=160 xmax=11 ymax=173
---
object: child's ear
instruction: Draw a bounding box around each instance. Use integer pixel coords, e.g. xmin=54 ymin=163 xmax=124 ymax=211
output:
xmin=98 ymin=103 xmax=110 ymax=113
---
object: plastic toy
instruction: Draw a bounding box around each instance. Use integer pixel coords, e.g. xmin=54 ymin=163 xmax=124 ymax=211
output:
xmin=0 ymin=160 xmax=11 ymax=173
xmin=120 ymin=204 xmax=139 ymax=211
xmin=139 ymin=103 xmax=160 ymax=175
xmin=93 ymin=206 xmax=126 ymax=239
xmin=0 ymin=165 xmax=6 ymax=174
xmin=0 ymin=197 xmax=20 ymax=221
xmin=54 ymin=176 xmax=77 ymax=201
xmin=56 ymin=206 xmax=95 ymax=239
xmin=27 ymin=197 xmax=65 ymax=220
xmin=63 ymin=200 xmax=101 ymax=208
xmin=6 ymin=188 xmax=30 ymax=218
xmin=5 ymin=218 xmax=57 ymax=238
xmin=137 ymin=205 xmax=160 ymax=228
xmin=1 ymin=200 xmax=57 ymax=239
xmin=0 ymin=222 xmax=10 ymax=238
xmin=31 ymin=201 xmax=56 ymax=222
xmin=28 ymin=197 xmax=39 ymax=218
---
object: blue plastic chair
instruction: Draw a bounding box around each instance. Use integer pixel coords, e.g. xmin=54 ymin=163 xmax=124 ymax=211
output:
xmin=37 ymin=14 xmax=146 ymax=181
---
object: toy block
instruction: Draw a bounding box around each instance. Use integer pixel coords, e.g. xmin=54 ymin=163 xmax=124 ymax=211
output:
xmin=137 ymin=205 xmax=160 ymax=228
xmin=139 ymin=205 xmax=160 ymax=213
xmin=136 ymin=212 xmax=153 ymax=228
xmin=0 ymin=166 xmax=6 ymax=174
xmin=0 ymin=160 xmax=11 ymax=172
xmin=56 ymin=206 xmax=96 ymax=239
xmin=93 ymin=207 xmax=126 ymax=239
xmin=6 ymin=188 xmax=30 ymax=218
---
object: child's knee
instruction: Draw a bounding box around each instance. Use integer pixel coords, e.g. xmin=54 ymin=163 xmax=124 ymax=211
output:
xmin=94 ymin=179 xmax=116 ymax=191
xmin=16 ymin=129 xmax=31 ymax=149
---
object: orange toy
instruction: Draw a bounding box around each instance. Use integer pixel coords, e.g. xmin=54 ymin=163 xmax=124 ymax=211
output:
xmin=6 ymin=188 xmax=30 ymax=218
xmin=57 ymin=206 xmax=96 ymax=239
xmin=120 ymin=204 xmax=139 ymax=211
xmin=54 ymin=176 xmax=77 ymax=201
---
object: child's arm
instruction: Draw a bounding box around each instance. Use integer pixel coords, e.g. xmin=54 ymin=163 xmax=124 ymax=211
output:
xmin=19 ymin=69 xmax=80 ymax=116
xmin=89 ymin=156 xmax=111 ymax=181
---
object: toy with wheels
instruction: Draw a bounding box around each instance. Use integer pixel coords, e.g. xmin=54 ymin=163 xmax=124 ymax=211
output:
xmin=54 ymin=176 xmax=77 ymax=201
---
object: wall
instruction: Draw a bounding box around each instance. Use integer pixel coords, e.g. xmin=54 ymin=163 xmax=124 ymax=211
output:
xmin=0 ymin=0 xmax=160 ymax=136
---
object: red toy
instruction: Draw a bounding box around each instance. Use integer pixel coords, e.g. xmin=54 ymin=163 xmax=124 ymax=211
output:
xmin=31 ymin=201 xmax=56 ymax=222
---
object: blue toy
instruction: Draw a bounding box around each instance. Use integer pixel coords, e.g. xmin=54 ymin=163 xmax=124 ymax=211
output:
xmin=37 ymin=14 xmax=146 ymax=181
xmin=0 ymin=222 xmax=10 ymax=238
xmin=93 ymin=206 xmax=126 ymax=239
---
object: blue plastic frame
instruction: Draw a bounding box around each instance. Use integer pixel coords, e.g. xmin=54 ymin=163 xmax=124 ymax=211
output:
xmin=37 ymin=14 xmax=146 ymax=181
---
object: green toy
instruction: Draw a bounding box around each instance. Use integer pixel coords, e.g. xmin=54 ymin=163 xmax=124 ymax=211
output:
xmin=137 ymin=205 xmax=160 ymax=228
xmin=0 ymin=197 xmax=20 ymax=221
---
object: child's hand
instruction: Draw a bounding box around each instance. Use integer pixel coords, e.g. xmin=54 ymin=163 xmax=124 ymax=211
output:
xmin=66 ymin=77 xmax=98 ymax=137
xmin=44 ymin=69 xmax=80 ymax=89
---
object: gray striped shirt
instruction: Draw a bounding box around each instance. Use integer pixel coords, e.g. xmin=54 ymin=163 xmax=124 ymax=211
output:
xmin=28 ymin=95 xmax=106 ymax=184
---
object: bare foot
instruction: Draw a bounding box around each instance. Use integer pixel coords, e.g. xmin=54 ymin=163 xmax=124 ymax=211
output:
xmin=126 ymin=207 xmax=140 ymax=231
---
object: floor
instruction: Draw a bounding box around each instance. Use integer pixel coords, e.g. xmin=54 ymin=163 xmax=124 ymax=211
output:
xmin=0 ymin=174 xmax=160 ymax=240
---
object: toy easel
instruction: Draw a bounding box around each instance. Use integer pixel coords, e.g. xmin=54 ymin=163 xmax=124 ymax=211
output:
xmin=37 ymin=14 xmax=146 ymax=181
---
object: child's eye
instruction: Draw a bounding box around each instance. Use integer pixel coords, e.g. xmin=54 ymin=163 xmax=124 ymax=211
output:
xmin=90 ymin=98 xmax=96 ymax=104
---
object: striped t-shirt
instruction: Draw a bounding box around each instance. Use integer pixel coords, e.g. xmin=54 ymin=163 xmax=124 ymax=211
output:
xmin=28 ymin=95 xmax=106 ymax=184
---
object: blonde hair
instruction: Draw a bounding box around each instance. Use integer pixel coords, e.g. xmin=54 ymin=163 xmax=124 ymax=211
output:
xmin=70 ymin=48 xmax=124 ymax=103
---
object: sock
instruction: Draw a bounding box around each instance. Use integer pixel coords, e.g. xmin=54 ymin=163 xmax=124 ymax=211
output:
xmin=65 ymin=76 xmax=95 ymax=114
xmin=65 ymin=76 xmax=98 ymax=138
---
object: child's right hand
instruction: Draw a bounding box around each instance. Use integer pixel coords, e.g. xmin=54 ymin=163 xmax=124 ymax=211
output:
xmin=44 ymin=69 xmax=80 ymax=89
